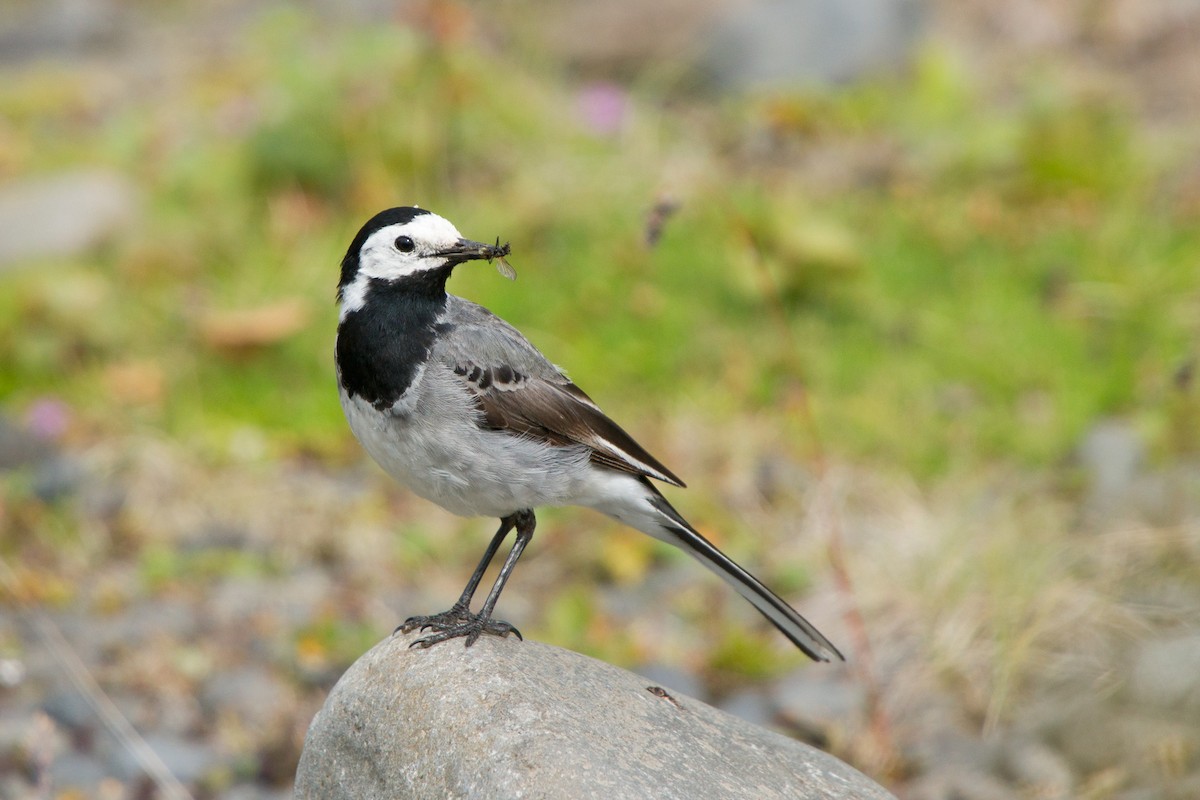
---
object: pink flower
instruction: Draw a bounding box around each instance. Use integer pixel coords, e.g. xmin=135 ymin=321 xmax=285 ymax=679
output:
xmin=24 ymin=397 xmax=71 ymax=441
xmin=577 ymin=83 xmax=628 ymax=136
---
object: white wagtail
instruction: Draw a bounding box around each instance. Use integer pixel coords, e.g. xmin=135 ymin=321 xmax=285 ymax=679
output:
xmin=335 ymin=207 xmax=844 ymax=662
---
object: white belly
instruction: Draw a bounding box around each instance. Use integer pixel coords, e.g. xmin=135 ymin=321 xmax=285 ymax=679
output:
xmin=339 ymin=384 xmax=592 ymax=519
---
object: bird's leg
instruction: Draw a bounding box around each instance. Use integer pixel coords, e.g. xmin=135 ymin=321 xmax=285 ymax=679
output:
xmin=401 ymin=509 xmax=535 ymax=648
xmin=472 ymin=509 xmax=534 ymax=626
xmin=401 ymin=514 xmax=515 ymax=629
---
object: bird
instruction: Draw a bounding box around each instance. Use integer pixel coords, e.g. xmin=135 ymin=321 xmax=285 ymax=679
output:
xmin=334 ymin=206 xmax=844 ymax=662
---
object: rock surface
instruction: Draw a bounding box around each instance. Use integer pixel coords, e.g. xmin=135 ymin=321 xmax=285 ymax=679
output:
xmin=0 ymin=169 xmax=138 ymax=269
xmin=295 ymin=633 xmax=894 ymax=800
xmin=702 ymin=0 xmax=926 ymax=88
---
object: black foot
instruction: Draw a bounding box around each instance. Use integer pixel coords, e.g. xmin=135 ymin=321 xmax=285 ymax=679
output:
xmin=397 ymin=608 xmax=522 ymax=648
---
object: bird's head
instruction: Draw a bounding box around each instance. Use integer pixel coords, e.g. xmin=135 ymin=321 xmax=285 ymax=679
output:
xmin=337 ymin=207 xmax=509 ymax=313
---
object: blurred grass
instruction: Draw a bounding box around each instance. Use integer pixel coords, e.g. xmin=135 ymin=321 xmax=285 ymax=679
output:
xmin=0 ymin=14 xmax=1196 ymax=480
xmin=2 ymin=16 xmax=1194 ymax=482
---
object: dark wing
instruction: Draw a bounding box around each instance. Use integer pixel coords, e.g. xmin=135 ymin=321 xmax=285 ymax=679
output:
xmin=435 ymin=298 xmax=685 ymax=487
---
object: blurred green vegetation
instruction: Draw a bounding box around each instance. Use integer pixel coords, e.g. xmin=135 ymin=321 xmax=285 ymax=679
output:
xmin=0 ymin=9 xmax=1197 ymax=483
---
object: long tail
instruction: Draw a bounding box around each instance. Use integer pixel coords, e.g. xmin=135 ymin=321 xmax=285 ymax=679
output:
xmin=642 ymin=484 xmax=844 ymax=662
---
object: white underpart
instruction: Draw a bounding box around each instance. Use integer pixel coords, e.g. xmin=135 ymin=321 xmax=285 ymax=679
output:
xmin=340 ymin=370 xmax=598 ymax=519
xmin=341 ymin=365 xmax=679 ymax=532
xmin=571 ymin=468 xmax=680 ymax=544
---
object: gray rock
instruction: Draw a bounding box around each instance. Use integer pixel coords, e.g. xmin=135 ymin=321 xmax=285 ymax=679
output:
xmin=51 ymin=751 xmax=111 ymax=790
xmin=296 ymin=633 xmax=896 ymax=800
xmin=0 ymin=658 xmax=24 ymax=689
xmin=1132 ymin=462 xmax=1200 ymax=528
xmin=1049 ymin=704 xmax=1199 ymax=781
xmin=702 ymin=0 xmax=927 ymax=89
xmin=1128 ymin=633 xmax=1200 ymax=713
xmin=200 ymin=666 xmax=292 ymax=730
xmin=209 ymin=570 xmax=335 ymax=632
xmin=224 ymin=786 xmax=296 ymax=800
xmin=0 ymin=709 xmax=34 ymax=758
xmin=718 ymin=688 xmax=777 ymax=729
xmin=106 ymin=732 xmax=223 ymax=786
xmin=1001 ymin=737 xmax=1074 ymax=798
xmin=32 ymin=455 xmax=86 ymax=502
xmin=533 ymin=0 xmax=924 ymax=91
xmin=771 ymin=667 xmax=867 ymax=733
xmin=54 ymin=597 xmax=201 ymax=660
xmin=905 ymin=726 xmax=1000 ymax=783
xmin=41 ymin=689 xmax=97 ymax=737
xmin=1077 ymin=418 xmax=1145 ymax=521
xmin=0 ymin=416 xmax=56 ymax=471
xmin=1111 ymin=791 xmax=1161 ymax=800
xmin=0 ymin=169 xmax=138 ymax=269
xmin=0 ymin=775 xmax=37 ymax=800
xmin=902 ymin=770 xmax=1017 ymax=800
xmin=0 ymin=0 xmax=124 ymax=62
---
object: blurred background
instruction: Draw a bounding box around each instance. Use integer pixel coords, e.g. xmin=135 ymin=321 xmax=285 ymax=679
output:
xmin=1 ymin=0 xmax=1198 ymax=797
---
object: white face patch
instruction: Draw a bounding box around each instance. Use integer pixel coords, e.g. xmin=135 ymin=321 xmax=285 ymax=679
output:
xmin=357 ymin=213 xmax=465 ymax=282
xmin=339 ymin=212 xmax=465 ymax=317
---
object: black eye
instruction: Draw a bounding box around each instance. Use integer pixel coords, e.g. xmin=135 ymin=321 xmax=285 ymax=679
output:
xmin=395 ymin=236 xmax=415 ymax=253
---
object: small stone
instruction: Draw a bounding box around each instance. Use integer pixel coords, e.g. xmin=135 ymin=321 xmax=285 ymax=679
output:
xmin=41 ymin=690 xmax=96 ymax=739
xmin=200 ymin=666 xmax=292 ymax=731
xmin=906 ymin=726 xmax=1000 ymax=780
xmin=1002 ymin=737 xmax=1074 ymax=797
xmin=51 ymin=751 xmax=111 ymax=790
xmin=1111 ymin=791 xmax=1161 ymax=800
xmin=902 ymin=770 xmax=1016 ymax=800
xmin=0 ymin=658 xmax=26 ymax=688
xmin=0 ymin=710 xmax=33 ymax=757
xmin=771 ymin=667 xmax=867 ymax=733
xmin=0 ymin=416 xmax=56 ymax=472
xmin=209 ymin=570 xmax=333 ymax=631
xmin=1051 ymin=705 xmax=1199 ymax=781
xmin=0 ymin=775 xmax=36 ymax=800
xmin=1128 ymin=633 xmax=1200 ymax=713
xmin=105 ymin=732 xmax=222 ymax=786
xmin=32 ymin=455 xmax=86 ymax=502
xmin=1077 ymin=418 xmax=1145 ymax=522
xmin=221 ymin=785 xmax=295 ymax=800
xmin=718 ymin=688 xmax=776 ymax=729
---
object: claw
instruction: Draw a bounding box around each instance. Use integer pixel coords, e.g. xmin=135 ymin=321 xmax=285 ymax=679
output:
xmin=398 ymin=607 xmax=521 ymax=648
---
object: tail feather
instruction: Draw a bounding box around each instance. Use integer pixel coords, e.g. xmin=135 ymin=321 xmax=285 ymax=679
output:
xmin=645 ymin=486 xmax=844 ymax=663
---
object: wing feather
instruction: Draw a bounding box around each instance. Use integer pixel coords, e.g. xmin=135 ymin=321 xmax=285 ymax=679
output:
xmin=433 ymin=298 xmax=684 ymax=487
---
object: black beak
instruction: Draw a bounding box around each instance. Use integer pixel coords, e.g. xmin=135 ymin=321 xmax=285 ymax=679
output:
xmin=436 ymin=238 xmax=511 ymax=266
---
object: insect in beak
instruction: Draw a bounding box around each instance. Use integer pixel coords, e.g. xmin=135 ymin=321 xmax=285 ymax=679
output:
xmin=436 ymin=238 xmax=515 ymax=279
